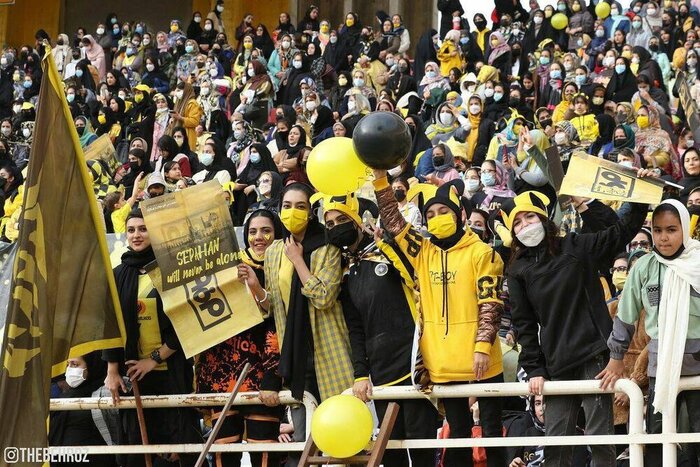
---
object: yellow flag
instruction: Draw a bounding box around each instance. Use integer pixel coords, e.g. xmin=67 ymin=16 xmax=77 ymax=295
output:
xmin=0 ymin=48 xmax=125 ymax=458
xmin=560 ymin=153 xmax=664 ymax=204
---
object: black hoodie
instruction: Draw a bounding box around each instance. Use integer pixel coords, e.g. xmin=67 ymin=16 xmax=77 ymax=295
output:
xmin=508 ymin=202 xmax=647 ymax=380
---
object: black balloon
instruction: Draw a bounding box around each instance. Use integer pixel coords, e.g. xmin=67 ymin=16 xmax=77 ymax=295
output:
xmin=352 ymin=112 xmax=412 ymax=169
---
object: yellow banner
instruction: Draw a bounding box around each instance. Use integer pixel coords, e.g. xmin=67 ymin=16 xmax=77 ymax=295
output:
xmin=141 ymin=182 xmax=262 ymax=358
xmin=559 ymin=153 xmax=664 ymax=204
xmin=83 ymin=134 xmax=121 ymax=177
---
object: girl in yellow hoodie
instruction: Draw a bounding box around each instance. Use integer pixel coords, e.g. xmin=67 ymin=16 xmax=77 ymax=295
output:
xmin=372 ymin=171 xmax=505 ymax=467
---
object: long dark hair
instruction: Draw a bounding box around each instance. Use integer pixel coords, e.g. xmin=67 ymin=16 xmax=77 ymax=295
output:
xmin=508 ymin=214 xmax=562 ymax=267
xmin=243 ymin=209 xmax=284 ymax=248
xmin=279 ymin=182 xmax=315 ymax=213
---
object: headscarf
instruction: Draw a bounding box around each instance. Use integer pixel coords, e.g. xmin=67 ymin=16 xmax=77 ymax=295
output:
xmin=613 ymin=124 xmax=636 ymax=150
xmin=488 ymin=31 xmax=511 ymax=65
xmin=635 ymin=105 xmax=682 ymax=179
xmin=238 ymin=143 xmax=278 ymax=185
xmin=680 ymin=148 xmax=700 ymax=200
xmin=651 ymin=200 xmax=700 ymax=415
xmin=589 ymin=113 xmax=616 ymax=156
xmin=482 ymin=160 xmax=516 ymax=206
xmin=432 ymin=144 xmax=456 ymax=176
xmin=419 ymin=61 xmax=445 ymax=86
xmin=465 ymin=98 xmax=483 ymax=159
xmin=246 ymin=60 xmax=272 ymax=91
xmin=285 ymin=125 xmax=308 ymax=158
xmin=75 ymin=116 xmax=97 ymax=148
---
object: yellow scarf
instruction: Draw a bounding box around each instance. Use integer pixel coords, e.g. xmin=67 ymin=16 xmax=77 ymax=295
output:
xmin=466 ymin=112 xmax=481 ymax=161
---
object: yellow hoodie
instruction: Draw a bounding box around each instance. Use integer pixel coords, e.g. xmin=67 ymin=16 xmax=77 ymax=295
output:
xmin=389 ymin=212 xmax=504 ymax=383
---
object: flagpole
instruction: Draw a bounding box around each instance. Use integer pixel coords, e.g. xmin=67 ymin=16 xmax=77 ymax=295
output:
xmin=195 ymin=362 xmax=251 ymax=467
xmin=132 ymin=379 xmax=153 ymax=467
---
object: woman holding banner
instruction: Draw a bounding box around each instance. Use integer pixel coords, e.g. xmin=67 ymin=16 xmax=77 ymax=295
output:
xmin=504 ymin=181 xmax=652 ymax=467
xmin=196 ymin=208 xmax=285 ymax=467
xmin=103 ymin=209 xmax=200 ymax=467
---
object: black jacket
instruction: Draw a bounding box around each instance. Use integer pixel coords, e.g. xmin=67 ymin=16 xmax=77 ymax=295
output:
xmin=508 ymin=202 xmax=647 ymax=380
xmin=340 ymin=255 xmax=415 ymax=385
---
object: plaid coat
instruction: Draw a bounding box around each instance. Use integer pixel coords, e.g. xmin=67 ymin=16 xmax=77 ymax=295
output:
xmin=264 ymin=240 xmax=354 ymax=401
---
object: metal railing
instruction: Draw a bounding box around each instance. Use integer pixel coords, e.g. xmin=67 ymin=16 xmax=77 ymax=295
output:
xmin=47 ymin=378 xmax=700 ymax=466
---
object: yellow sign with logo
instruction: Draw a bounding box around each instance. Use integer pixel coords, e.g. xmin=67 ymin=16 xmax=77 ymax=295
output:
xmin=560 ymin=153 xmax=664 ymax=204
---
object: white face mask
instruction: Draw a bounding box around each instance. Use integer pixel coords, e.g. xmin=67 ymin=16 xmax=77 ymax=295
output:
xmin=1 ymin=128 xmax=11 ymax=137
xmin=247 ymin=68 xmax=255 ymax=77
xmin=200 ymin=87 xmax=210 ymax=96
xmin=533 ymin=16 xmax=543 ymax=25
xmin=97 ymin=27 xmax=105 ymax=35
xmin=469 ymin=104 xmax=481 ymax=115
xmin=22 ymin=128 xmax=31 ymax=138
xmin=292 ymin=60 xmax=302 ymax=69
xmin=554 ymin=132 xmax=568 ymax=145
xmin=65 ymin=367 xmax=86 ymax=388
xmin=282 ymin=40 xmax=291 ymax=49
xmin=118 ymin=93 xmax=127 ymax=100
xmin=209 ymin=68 xmax=218 ymax=77
xmin=516 ymin=221 xmax=546 ymax=247
xmin=484 ymin=88 xmax=495 ymax=98
xmin=305 ymin=101 xmax=317 ymax=111
xmin=146 ymin=63 xmax=155 ymax=72
xmin=439 ymin=112 xmax=454 ymax=126
xmin=175 ymin=89 xmax=184 ymax=99
xmin=143 ymin=38 xmax=151 ymax=46
xmin=348 ymin=100 xmax=356 ymax=111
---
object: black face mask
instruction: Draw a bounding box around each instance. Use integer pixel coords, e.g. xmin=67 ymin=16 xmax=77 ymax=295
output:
xmin=539 ymin=118 xmax=552 ymax=128
xmin=650 ymin=44 xmax=659 ymax=52
xmin=475 ymin=20 xmax=487 ymax=31
xmin=129 ymin=161 xmax=140 ymax=171
xmin=0 ymin=177 xmax=6 ymax=190
xmin=614 ymin=138 xmax=627 ymax=147
xmin=471 ymin=226 xmax=486 ymax=240
xmin=394 ymin=189 xmax=406 ymax=202
xmin=688 ymin=205 xmax=700 ymax=217
xmin=509 ymin=97 xmax=521 ymax=107
xmin=149 ymin=190 xmax=164 ymax=198
xmin=196 ymin=62 xmax=205 ymax=68
xmin=327 ymin=221 xmax=359 ymax=249
xmin=615 ymin=112 xmax=628 ymax=124
xmin=433 ymin=157 xmax=445 ymax=166
xmin=512 ymin=48 xmax=521 ymax=57
xmin=76 ymin=126 xmax=85 ymax=136
xmin=398 ymin=64 xmax=408 ymax=73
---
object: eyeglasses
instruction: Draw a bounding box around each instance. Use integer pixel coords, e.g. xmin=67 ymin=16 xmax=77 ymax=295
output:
xmin=610 ymin=266 xmax=628 ymax=274
xmin=629 ymin=240 xmax=650 ymax=249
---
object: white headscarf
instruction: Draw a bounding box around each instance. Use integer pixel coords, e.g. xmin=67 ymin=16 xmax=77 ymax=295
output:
xmin=652 ymin=199 xmax=700 ymax=414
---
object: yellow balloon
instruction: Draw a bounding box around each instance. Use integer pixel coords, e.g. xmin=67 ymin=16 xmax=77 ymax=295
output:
xmin=551 ymin=13 xmax=569 ymax=30
xmin=595 ymin=2 xmax=611 ymax=18
xmin=307 ymin=137 xmax=370 ymax=195
xmin=311 ymin=395 xmax=374 ymax=458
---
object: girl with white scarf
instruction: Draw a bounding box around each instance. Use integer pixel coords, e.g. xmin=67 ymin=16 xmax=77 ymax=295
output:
xmin=601 ymin=199 xmax=700 ymax=465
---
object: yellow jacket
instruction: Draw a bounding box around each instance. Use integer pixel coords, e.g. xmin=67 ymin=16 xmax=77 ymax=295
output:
xmin=569 ymin=113 xmax=599 ymax=144
xmin=437 ymin=42 xmax=462 ymax=77
xmin=388 ymin=209 xmax=504 ymax=383
xmin=2 ymin=185 xmax=24 ymax=242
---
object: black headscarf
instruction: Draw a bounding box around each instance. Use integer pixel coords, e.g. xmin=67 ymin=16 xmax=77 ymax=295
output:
xmin=278 ymin=207 xmax=327 ymax=399
xmin=110 ymin=96 xmax=127 ymax=124
xmin=680 ymin=148 xmax=700 ymax=202
xmin=311 ymin=105 xmax=335 ymax=142
xmin=259 ymin=171 xmax=283 ymax=211
xmin=589 ymin=113 xmax=616 ymax=156
xmin=605 ymin=57 xmax=638 ymax=103
xmin=204 ymin=136 xmax=236 ymax=181
xmin=286 ymin=125 xmax=308 ymax=158
xmin=406 ymin=113 xmax=432 ymax=166
xmin=95 ymin=106 xmax=117 ymax=136
xmin=187 ymin=12 xmax=203 ymax=39
xmin=253 ymin=24 xmax=275 ymax=59
xmin=75 ymin=59 xmax=96 ymax=91
xmin=238 ymin=143 xmax=278 ymax=185
xmin=113 ymin=246 xmax=157 ymax=361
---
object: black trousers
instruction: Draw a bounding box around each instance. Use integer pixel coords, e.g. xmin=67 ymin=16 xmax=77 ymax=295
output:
xmin=373 ymin=379 xmax=441 ymax=467
xmin=441 ymin=373 xmax=505 ymax=467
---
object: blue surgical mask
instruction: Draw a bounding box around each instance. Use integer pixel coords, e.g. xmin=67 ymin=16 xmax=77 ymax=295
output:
xmin=460 ymin=37 xmax=469 ymax=45
xmin=250 ymin=151 xmax=261 ymax=164
xmin=615 ymin=64 xmax=626 ymax=74
xmin=575 ymin=75 xmax=586 ymax=86
xmin=596 ymin=29 xmax=605 ymax=38
xmin=185 ymin=45 xmax=194 ymax=54
xmin=549 ymin=69 xmax=562 ymax=79
xmin=466 ymin=179 xmax=480 ymax=192
xmin=425 ymin=71 xmax=436 ymax=79
xmin=23 ymin=81 xmax=32 ymax=89
xmin=481 ymin=172 xmax=496 ymax=186
xmin=75 ymin=69 xmax=83 ymax=77
xmin=493 ymin=92 xmax=504 ymax=102
xmin=558 ymin=3 xmax=567 ymax=11
xmin=353 ymin=77 xmax=365 ymax=87
xmin=540 ymin=56 xmax=550 ymax=66
xmin=66 ymin=93 xmax=75 ymax=103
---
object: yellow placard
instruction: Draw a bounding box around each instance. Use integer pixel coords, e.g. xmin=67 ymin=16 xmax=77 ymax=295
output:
xmin=559 ymin=153 xmax=664 ymax=204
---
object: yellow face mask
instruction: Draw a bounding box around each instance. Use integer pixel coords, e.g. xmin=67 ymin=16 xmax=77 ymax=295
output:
xmin=491 ymin=39 xmax=500 ymax=48
xmin=346 ymin=19 xmax=354 ymax=27
xmin=512 ymin=124 xmax=523 ymax=135
xmin=170 ymin=25 xmax=179 ymax=33
xmin=280 ymin=207 xmax=309 ymax=235
xmin=321 ymin=24 xmax=329 ymax=33
xmin=393 ymin=21 xmax=401 ymax=28
xmin=622 ymin=50 xmax=632 ymax=59
xmin=134 ymin=93 xmax=144 ymax=103
xmin=637 ymin=115 xmax=650 ymax=129
xmin=427 ymin=213 xmax=457 ymax=239
xmin=572 ymin=3 xmax=581 ymax=12
xmin=97 ymin=115 xmax=107 ymax=125
xmin=612 ymin=271 xmax=627 ymax=291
